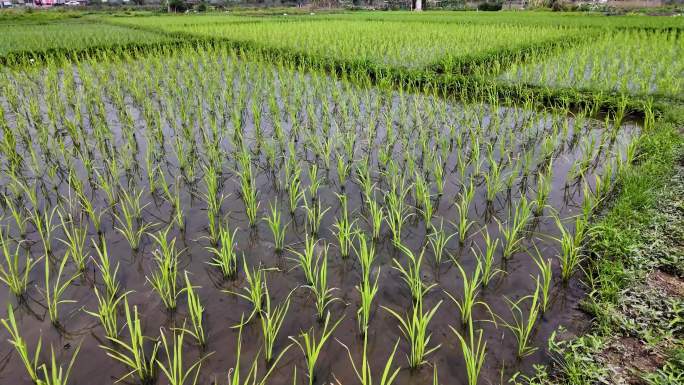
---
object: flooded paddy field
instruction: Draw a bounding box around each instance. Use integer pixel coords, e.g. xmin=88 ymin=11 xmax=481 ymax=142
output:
xmin=0 ymin=45 xmax=640 ymax=385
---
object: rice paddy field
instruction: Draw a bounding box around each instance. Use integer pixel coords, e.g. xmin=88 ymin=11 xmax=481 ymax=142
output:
xmin=0 ymin=22 xmax=178 ymax=60
xmin=0 ymin=9 xmax=681 ymax=385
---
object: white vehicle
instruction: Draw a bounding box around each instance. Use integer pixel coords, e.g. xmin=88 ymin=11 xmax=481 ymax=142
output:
xmin=65 ymin=0 xmax=80 ymax=5
xmin=0 ymin=1 xmax=13 ymax=7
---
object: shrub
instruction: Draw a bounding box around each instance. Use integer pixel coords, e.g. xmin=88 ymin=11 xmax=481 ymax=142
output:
xmin=477 ymin=2 xmax=502 ymax=11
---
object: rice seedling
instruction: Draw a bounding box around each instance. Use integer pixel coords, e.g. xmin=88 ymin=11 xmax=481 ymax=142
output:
xmin=533 ymin=170 xmax=553 ymax=216
xmin=157 ymin=326 xmax=210 ymax=385
xmin=1 ymin=305 xmax=42 ymax=383
xmin=30 ymin=206 xmax=58 ymax=256
xmin=85 ymin=287 xmax=130 ymax=340
xmin=229 ymin=315 xmax=291 ymax=385
xmin=158 ymin=171 xmax=185 ymax=231
xmin=554 ymin=216 xmax=584 ymax=282
xmin=302 ymin=198 xmax=330 ymax=237
xmin=454 ymin=186 xmax=475 ymax=244
xmin=484 ymin=157 xmax=505 ymax=204
xmin=529 ymin=245 xmax=553 ymax=314
xmin=206 ymin=224 xmax=239 ymax=280
xmin=337 ymin=334 xmax=401 ymax=385
xmin=0 ymin=226 xmax=39 ymax=297
xmin=382 ymin=298 xmax=443 ymax=369
xmin=102 ymin=297 xmax=160 ymax=385
xmin=473 ymin=229 xmax=501 ymax=288
xmin=308 ymin=249 xmax=338 ymax=322
xmin=182 ymin=272 xmax=206 ymax=348
xmin=264 ymin=200 xmax=289 ymax=253
xmin=201 ymin=164 xmax=225 ymax=224
xmin=260 ymin=286 xmax=293 ymax=364
xmin=444 ymin=261 xmax=490 ymax=327
xmin=427 ymin=220 xmax=456 ymax=265
xmin=414 ymin=172 xmax=434 ymax=228
xmin=333 ymin=193 xmax=355 ymax=259
xmin=290 ymin=234 xmax=319 ymax=285
xmin=4 ymin=196 xmax=28 ymax=237
xmin=115 ymin=189 xmax=154 ymax=251
xmin=57 ymin=212 xmax=88 ymax=272
xmin=147 ymin=228 xmax=182 ymax=311
xmin=355 ymin=267 xmax=379 ymax=337
xmin=498 ymin=196 xmax=533 ymax=259
xmin=449 ymin=317 xmax=487 ymax=385
xmin=91 ymin=239 xmax=121 ymax=300
xmin=76 ymin=190 xmax=105 ymax=235
xmin=290 ymin=311 xmax=343 ymax=385
xmin=41 ymin=252 xmax=80 ymax=326
xmin=393 ymin=244 xmax=435 ymax=304
xmin=365 ymin=197 xmax=384 ymax=241
xmin=498 ymin=284 xmax=542 ymax=358
xmin=288 ymin=169 xmax=306 ymax=215
xmin=308 ymin=164 xmax=322 ymax=201
xmin=225 ymin=258 xmax=268 ymax=321
xmin=39 ymin=343 xmax=81 ymax=385
xmin=384 ymin=176 xmax=413 ymax=247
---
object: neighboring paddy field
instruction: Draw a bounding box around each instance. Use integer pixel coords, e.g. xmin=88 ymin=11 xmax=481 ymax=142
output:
xmin=500 ymin=29 xmax=684 ymax=100
xmin=111 ymin=18 xmax=583 ymax=70
xmin=0 ymin=22 xmax=176 ymax=58
xmin=0 ymin=9 xmax=681 ymax=385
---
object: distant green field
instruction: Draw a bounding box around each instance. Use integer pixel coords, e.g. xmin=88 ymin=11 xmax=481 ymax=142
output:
xmin=499 ymin=29 xmax=684 ymax=99
xmin=317 ymin=10 xmax=684 ymax=29
xmin=0 ymin=22 xmax=176 ymax=58
xmin=124 ymin=18 xmax=583 ymax=70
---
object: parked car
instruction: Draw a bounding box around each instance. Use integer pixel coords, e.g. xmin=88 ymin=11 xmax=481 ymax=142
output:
xmin=0 ymin=1 xmax=13 ymax=8
xmin=65 ymin=0 xmax=80 ymax=5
